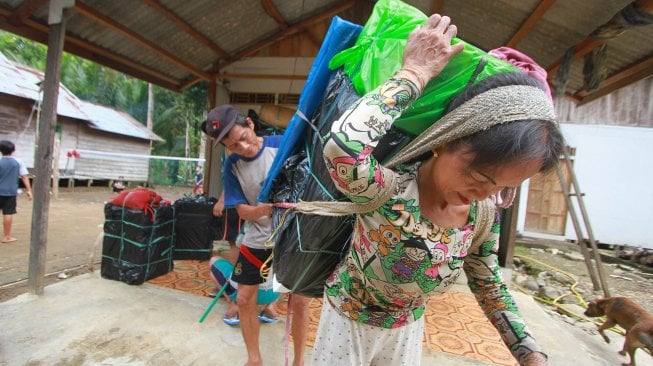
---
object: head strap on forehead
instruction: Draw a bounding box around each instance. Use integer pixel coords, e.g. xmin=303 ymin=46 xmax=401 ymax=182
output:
xmin=385 ymin=85 xmax=557 ymax=168
xmin=289 ymin=85 xmax=557 ymax=217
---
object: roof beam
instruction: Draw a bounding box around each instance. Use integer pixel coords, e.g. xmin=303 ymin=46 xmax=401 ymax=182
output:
xmin=432 ymin=0 xmax=444 ymax=15
xmin=212 ymin=0 xmax=356 ymax=72
xmin=74 ymin=2 xmax=211 ymax=80
xmin=0 ymin=6 xmax=182 ymax=91
xmin=142 ymin=0 xmax=230 ymax=60
xmin=261 ymin=0 xmax=288 ymax=29
xmin=574 ymin=54 xmax=653 ymax=105
xmin=506 ymin=0 xmax=556 ymax=48
xmin=260 ymin=0 xmax=320 ymax=49
xmin=7 ymin=0 xmax=48 ymax=26
xmin=636 ymin=0 xmax=653 ymax=12
xmin=215 ymin=73 xmax=307 ymax=80
xmin=301 ymin=27 xmax=322 ymax=49
xmin=178 ymin=0 xmax=356 ymax=89
xmin=546 ymin=39 xmax=603 ymax=75
xmin=547 ymin=0 xmax=653 ymax=74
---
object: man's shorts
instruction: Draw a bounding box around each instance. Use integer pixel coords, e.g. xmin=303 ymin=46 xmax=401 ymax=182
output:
xmin=0 ymin=196 xmax=17 ymax=215
xmin=220 ymin=207 xmax=243 ymax=242
xmin=231 ymin=246 xmax=273 ymax=286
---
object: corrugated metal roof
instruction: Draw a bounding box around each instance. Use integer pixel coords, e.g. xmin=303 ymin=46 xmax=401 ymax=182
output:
xmin=81 ymin=100 xmax=163 ymax=141
xmin=0 ymin=0 xmax=650 ymax=104
xmin=0 ymin=51 xmax=89 ymax=121
xmin=0 ymin=51 xmax=162 ymax=142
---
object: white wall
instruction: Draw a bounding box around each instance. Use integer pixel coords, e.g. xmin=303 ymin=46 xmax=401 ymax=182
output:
xmin=517 ymin=123 xmax=653 ymax=249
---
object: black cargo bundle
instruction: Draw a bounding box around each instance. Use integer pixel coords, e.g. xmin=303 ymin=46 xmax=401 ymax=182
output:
xmin=268 ymin=71 xmax=359 ymax=298
xmin=172 ymin=196 xmax=221 ymax=260
xmin=102 ymin=203 xmax=176 ymax=284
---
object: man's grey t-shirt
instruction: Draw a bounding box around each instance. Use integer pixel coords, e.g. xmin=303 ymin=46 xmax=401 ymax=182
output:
xmin=223 ymin=135 xmax=281 ymax=250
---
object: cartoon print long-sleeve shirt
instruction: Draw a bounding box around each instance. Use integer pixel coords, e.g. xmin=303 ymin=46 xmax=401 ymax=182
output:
xmin=322 ymin=77 xmax=543 ymax=363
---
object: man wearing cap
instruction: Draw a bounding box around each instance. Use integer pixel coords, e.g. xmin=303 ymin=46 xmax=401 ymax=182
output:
xmin=203 ymin=105 xmax=311 ymax=366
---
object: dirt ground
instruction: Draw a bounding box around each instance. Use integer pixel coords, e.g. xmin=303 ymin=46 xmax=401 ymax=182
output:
xmin=513 ymin=242 xmax=653 ymax=313
xmin=0 ymin=185 xmax=191 ymax=302
xmin=2 ymin=186 xmax=652 ymax=316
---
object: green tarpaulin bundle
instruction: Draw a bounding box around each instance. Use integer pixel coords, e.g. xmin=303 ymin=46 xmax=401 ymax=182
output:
xmin=329 ymin=0 xmax=517 ymax=137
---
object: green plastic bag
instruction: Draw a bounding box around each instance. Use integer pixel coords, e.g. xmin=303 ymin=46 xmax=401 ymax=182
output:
xmin=329 ymin=0 xmax=518 ymax=136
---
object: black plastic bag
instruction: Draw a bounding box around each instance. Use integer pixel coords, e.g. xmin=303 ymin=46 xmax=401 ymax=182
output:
xmin=172 ymin=196 xmax=220 ymax=260
xmin=269 ymin=70 xmax=359 ymax=298
xmin=101 ymin=203 xmax=175 ymax=285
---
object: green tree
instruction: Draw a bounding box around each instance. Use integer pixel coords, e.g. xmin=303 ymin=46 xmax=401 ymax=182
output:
xmin=151 ymin=82 xmax=207 ymax=184
xmin=0 ymin=31 xmax=47 ymax=69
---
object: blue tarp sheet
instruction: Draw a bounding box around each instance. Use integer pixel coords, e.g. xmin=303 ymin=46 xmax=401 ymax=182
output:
xmin=257 ymin=16 xmax=362 ymax=202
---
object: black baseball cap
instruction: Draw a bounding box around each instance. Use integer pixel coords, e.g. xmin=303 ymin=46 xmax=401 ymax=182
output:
xmin=203 ymin=104 xmax=246 ymax=144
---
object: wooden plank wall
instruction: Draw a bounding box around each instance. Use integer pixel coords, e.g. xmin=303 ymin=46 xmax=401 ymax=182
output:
xmin=556 ymin=78 xmax=652 ymax=127
xmin=58 ymin=118 xmax=80 ymax=174
xmin=0 ymin=95 xmax=37 ymax=168
xmin=73 ymin=125 xmax=151 ymax=182
xmin=0 ymin=93 xmax=152 ymax=182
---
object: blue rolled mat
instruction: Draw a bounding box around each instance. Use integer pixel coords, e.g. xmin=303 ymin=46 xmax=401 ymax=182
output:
xmin=257 ymin=16 xmax=362 ymax=203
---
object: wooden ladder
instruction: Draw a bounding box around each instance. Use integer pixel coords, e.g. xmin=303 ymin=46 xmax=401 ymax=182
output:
xmin=556 ymin=146 xmax=610 ymax=297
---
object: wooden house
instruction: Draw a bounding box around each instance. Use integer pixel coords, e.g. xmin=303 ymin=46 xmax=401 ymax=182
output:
xmin=0 ymin=52 xmax=163 ymax=183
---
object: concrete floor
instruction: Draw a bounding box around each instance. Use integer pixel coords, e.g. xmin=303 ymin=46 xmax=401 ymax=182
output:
xmin=1 ymin=272 xmax=650 ymax=366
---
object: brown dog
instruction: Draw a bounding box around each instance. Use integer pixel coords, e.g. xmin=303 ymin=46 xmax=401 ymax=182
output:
xmin=584 ymin=297 xmax=653 ymax=366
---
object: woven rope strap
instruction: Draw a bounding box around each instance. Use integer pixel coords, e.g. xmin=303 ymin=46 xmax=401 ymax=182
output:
xmin=385 ymin=85 xmax=556 ymax=168
xmin=293 ymin=85 xmax=554 ymax=216
xmin=294 ymin=171 xmax=397 ymax=216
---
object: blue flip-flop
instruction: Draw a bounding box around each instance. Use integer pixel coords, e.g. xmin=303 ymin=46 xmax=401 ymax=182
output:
xmin=258 ymin=311 xmax=278 ymax=324
xmin=223 ymin=313 xmax=240 ymax=326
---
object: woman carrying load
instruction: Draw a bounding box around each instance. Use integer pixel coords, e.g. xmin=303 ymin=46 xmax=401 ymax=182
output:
xmin=312 ymin=13 xmax=562 ymax=366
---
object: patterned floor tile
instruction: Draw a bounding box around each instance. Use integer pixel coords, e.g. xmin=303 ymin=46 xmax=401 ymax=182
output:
xmin=148 ymin=260 xmax=518 ymax=366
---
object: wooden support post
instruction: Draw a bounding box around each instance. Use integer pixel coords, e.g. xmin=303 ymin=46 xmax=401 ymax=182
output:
xmin=28 ymin=1 xmax=72 ymax=295
xmin=204 ymin=80 xmax=217 ymax=197
xmin=499 ymin=187 xmax=521 ymax=268
xmin=146 ymin=82 xmax=154 ymax=186
xmin=52 ymin=134 xmax=60 ymax=199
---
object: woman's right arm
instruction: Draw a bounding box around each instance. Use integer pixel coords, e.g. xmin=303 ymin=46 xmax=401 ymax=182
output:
xmin=322 ymin=14 xmax=463 ymax=202
xmin=322 ymin=77 xmax=419 ymax=202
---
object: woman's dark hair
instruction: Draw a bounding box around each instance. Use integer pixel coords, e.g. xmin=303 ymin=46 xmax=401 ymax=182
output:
xmin=442 ymin=72 xmax=564 ymax=173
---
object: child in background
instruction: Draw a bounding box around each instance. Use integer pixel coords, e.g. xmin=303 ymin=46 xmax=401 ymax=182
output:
xmin=0 ymin=140 xmax=32 ymax=243
xmin=112 ymin=176 xmax=126 ymax=193
xmin=192 ymin=166 xmax=204 ymax=195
